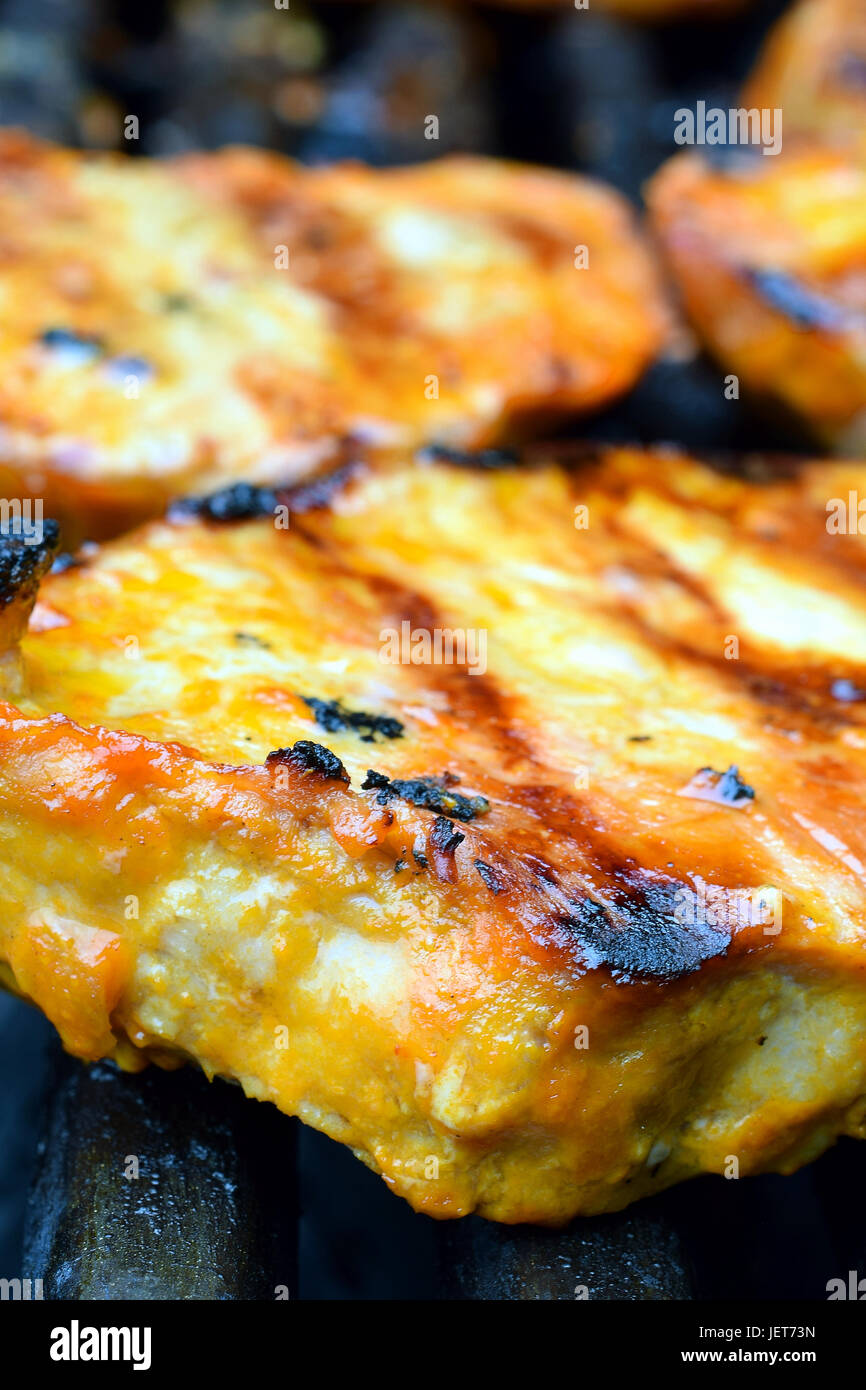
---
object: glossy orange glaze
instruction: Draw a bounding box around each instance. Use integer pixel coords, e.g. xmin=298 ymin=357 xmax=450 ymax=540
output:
xmin=2 ymin=445 xmax=866 ymax=1221
xmin=0 ymin=131 xmax=665 ymax=542
xmin=648 ymin=147 xmax=866 ymax=452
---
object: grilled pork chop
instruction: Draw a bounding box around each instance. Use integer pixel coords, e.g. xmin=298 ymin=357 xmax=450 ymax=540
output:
xmin=3 ymin=443 xmax=866 ymax=1224
xmin=0 ymin=131 xmax=664 ymax=542
xmin=648 ymin=145 xmax=866 ymax=454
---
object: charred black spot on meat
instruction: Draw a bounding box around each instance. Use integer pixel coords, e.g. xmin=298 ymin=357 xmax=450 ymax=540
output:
xmin=301 ymin=696 xmax=403 ymax=744
xmin=560 ymin=877 xmax=731 ymax=981
xmin=170 ymin=461 xmax=360 ymax=526
xmin=0 ymin=519 xmax=60 ymax=609
xmin=695 ymin=451 xmax=808 ymax=486
xmin=628 ymin=735 xmax=652 ymax=743
xmin=747 ymin=269 xmax=852 ymax=333
xmin=420 ymin=443 xmax=520 ymax=471
xmin=283 ymin=462 xmax=360 ymax=515
xmin=413 ymin=848 xmax=428 ymax=869
xmin=170 ymin=481 xmax=279 ymax=524
xmin=234 ymin=631 xmax=272 ymax=650
xmin=678 ymin=764 xmax=755 ymax=807
xmin=474 ymin=859 xmax=503 ymax=894
xmin=430 ymin=817 xmax=465 ymax=856
xmin=266 ymin=740 xmax=349 ymax=783
xmin=706 ymin=765 xmax=754 ymax=803
xmin=427 ymin=816 xmax=465 ymax=884
xmin=361 ymin=769 xmax=488 ymax=821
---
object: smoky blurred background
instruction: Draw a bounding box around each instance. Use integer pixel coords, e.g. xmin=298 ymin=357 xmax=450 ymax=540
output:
xmin=0 ymin=0 xmax=790 ymax=179
xmin=4 ymin=0 xmax=858 ymax=1301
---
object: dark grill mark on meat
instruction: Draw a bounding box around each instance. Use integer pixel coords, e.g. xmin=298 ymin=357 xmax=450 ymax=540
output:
xmin=170 ymin=482 xmax=279 ymax=524
xmin=703 ymin=765 xmax=755 ymax=803
xmin=747 ymin=269 xmax=854 ymax=333
xmin=561 ymin=878 xmax=731 ymax=981
xmin=361 ymin=769 xmax=488 ymax=821
xmin=284 ymin=462 xmax=360 ymax=514
xmin=264 ymin=515 xmax=541 ymax=776
xmin=430 ymin=817 xmax=465 ymax=855
xmin=474 ymin=859 xmax=503 ymax=894
xmin=595 ymin=582 xmax=863 ymax=733
xmin=691 ymin=450 xmax=808 ymax=485
xmin=266 ymin=740 xmax=349 ymax=783
xmin=420 ymin=443 xmax=520 ymax=471
xmin=301 ymin=696 xmax=403 ymax=743
xmin=0 ymin=520 xmax=59 ymax=608
xmin=170 ymin=461 xmax=360 ymax=525
xmin=428 ymin=817 xmax=465 ymax=884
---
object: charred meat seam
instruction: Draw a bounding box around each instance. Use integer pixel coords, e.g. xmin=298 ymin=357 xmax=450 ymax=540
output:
xmin=285 ymin=462 xmax=360 ymax=514
xmin=420 ymin=443 xmax=520 ymax=471
xmin=301 ymin=696 xmax=403 ymax=743
xmin=266 ymin=740 xmax=349 ymax=783
xmin=474 ymin=859 xmax=503 ymax=894
xmin=702 ymin=764 xmax=755 ymax=803
xmin=430 ymin=817 xmax=465 ymax=855
xmin=747 ymin=269 xmax=858 ymax=333
xmin=560 ymin=880 xmax=731 ymax=982
xmin=361 ymin=769 xmax=489 ymax=821
xmin=170 ymin=481 xmax=278 ymax=523
xmin=596 ymin=586 xmax=849 ymax=728
xmin=169 ymin=461 xmax=360 ymax=524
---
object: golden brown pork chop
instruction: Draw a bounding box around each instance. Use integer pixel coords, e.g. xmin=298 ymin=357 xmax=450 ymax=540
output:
xmin=2 ymin=444 xmax=866 ymax=1223
xmin=0 ymin=132 xmax=664 ymax=541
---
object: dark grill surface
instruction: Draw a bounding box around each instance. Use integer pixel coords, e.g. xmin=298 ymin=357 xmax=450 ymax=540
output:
xmin=0 ymin=0 xmax=858 ymax=1301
